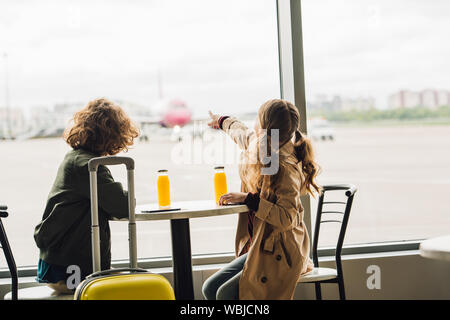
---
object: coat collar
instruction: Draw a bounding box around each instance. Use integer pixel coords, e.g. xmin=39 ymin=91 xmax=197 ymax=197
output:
xmin=280 ymin=140 xmax=299 ymax=165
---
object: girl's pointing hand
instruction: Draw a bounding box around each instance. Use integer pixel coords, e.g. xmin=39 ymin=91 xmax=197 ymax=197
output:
xmin=208 ymin=110 xmax=220 ymax=129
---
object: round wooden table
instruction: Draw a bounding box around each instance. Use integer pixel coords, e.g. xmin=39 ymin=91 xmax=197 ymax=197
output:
xmin=419 ymin=235 xmax=450 ymax=262
xmin=133 ymin=200 xmax=248 ymax=300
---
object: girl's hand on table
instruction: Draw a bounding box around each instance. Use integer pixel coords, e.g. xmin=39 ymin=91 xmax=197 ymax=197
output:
xmin=219 ymin=192 xmax=248 ymax=205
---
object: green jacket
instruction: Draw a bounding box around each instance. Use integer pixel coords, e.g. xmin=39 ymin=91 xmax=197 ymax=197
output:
xmin=34 ymin=148 xmax=129 ymax=277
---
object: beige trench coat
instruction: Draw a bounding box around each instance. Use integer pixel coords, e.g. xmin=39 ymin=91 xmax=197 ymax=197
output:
xmin=222 ymin=117 xmax=314 ymax=300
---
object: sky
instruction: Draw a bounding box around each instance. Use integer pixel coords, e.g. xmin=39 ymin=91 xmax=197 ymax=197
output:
xmin=0 ymin=0 xmax=449 ymax=117
xmin=301 ymin=0 xmax=450 ymax=108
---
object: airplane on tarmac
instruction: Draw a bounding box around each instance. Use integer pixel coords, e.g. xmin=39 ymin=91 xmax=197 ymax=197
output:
xmin=136 ymin=98 xmax=192 ymax=129
xmin=135 ymin=98 xmax=209 ymax=142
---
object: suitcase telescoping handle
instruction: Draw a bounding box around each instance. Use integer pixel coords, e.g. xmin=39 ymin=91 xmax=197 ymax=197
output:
xmin=88 ymin=156 xmax=137 ymax=273
xmin=86 ymin=267 xmax=148 ymax=279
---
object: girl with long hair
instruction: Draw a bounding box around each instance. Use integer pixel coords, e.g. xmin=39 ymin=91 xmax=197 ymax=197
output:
xmin=203 ymin=99 xmax=321 ymax=300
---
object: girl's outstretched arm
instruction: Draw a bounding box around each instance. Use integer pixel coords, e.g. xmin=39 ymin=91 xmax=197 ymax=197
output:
xmin=208 ymin=111 xmax=254 ymax=150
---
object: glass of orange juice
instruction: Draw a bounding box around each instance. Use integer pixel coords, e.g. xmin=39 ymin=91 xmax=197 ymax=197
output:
xmin=157 ymin=169 xmax=171 ymax=209
xmin=214 ymin=166 xmax=227 ymax=205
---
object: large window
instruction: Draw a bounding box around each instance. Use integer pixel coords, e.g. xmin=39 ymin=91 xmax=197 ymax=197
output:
xmin=0 ymin=0 xmax=279 ymax=268
xmin=3 ymin=0 xmax=446 ymax=271
xmin=302 ymin=0 xmax=450 ymax=246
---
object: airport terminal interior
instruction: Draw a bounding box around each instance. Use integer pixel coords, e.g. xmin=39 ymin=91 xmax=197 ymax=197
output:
xmin=0 ymin=0 xmax=449 ymax=302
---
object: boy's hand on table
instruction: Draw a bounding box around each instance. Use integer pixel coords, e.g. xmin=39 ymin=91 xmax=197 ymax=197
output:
xmin=219 ymin=192 xmax=248 ymax=205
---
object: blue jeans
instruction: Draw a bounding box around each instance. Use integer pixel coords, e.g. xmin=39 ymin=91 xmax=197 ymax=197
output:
xmin=202 ymin=253 xmax=248 ymax=300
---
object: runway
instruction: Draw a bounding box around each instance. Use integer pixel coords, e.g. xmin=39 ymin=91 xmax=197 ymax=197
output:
xmin=1 ymin=124 xmax=449 ymax=268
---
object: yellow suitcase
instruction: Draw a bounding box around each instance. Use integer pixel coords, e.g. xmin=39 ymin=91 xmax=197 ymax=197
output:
xmin=74 ymin=268 xmax=175 ymax=300
xmin=75 ymin=156 xmax=175 ymax=300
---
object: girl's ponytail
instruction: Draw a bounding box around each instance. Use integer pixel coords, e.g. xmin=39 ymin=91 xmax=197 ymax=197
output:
xmin=294 ymin=130 xmax=321 ymax=196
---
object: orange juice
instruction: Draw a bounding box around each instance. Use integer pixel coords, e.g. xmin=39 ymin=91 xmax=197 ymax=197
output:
xmin=157 ymin=170 xmax=171 ymax=208
xmin=214 ymin=166 xmax=227 ymax=204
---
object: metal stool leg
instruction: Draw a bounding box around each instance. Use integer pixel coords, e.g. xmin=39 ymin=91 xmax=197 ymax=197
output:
xmin=338 ymin=277 xmax=346 ymax=300
xmin=0 ymin=219 xmax=18 ymax=300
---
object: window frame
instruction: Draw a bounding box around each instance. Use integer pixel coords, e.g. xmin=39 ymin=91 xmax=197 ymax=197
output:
xmin=0 ymin=0 xmax=427 ymax=280
xmin=274 ymin=0 xmax=423 ymax=259
xmin=0 ymin=240 xmax=420 ymax=278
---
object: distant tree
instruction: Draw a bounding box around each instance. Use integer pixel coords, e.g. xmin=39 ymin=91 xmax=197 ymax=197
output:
xmin=308 ymin=105 xmax=450 ymax=123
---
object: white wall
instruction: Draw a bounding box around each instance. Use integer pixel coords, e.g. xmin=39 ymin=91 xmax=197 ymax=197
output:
xmin=293 ymin=251 xmax=450 ymax=300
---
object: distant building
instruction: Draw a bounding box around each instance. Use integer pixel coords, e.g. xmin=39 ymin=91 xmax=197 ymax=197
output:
xmin=388 ymin=89 xmax=450 ymax=109
xmin=388 ymin=90 xmax=421 ymax=109
xmin=24 ymin=100 xmax=152 ymax=138
xmin=340 ymin=96 xmax=375 ymax=111
xmin=307 ymin=94 xmax=375 ymax=112
xmin=0 ymin=107 xmax=26 ymax=138
xmin=421 ymin=89 xmax=439 ymax=109
xmin=29 ymin=106 xmax=69 ymax=132
xmin=437 ymin=90 xmax=450 ymax=107
xmin=308 ymin=94 xmax=341 ymax=111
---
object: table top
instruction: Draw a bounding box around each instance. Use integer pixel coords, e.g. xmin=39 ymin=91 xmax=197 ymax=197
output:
xmin=114 ymin=200 xmax=249 ymax=221
xmin=419 ymin=235 xmax=450 ymax=262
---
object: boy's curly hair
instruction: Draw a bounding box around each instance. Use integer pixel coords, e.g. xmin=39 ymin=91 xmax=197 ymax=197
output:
xmin=64 ymin=98 xmax=139 ymax=156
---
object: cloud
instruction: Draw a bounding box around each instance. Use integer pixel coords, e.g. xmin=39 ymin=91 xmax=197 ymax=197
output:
xmin=302 ymin=0 xmax=450 ymax=107
xmin=0 ymin=0 xmax=279 ymax=114
xmin=0 ymin=0 xmax=448 ymax=113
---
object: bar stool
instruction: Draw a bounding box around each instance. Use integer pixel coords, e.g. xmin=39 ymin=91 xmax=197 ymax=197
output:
xmin=1 ymin=204 xmax=73 ymax=300
xmin=298 ymin=184 xmax=357 ymax=300
xmin=0 ymin=205 xmax=18 ymax=300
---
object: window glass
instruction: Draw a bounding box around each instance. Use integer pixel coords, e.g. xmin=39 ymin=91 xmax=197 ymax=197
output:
xmin=302 ymin=0 xmax=450 ymax=246
xmin=0 ymin=0 xmax=279 ymax=267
